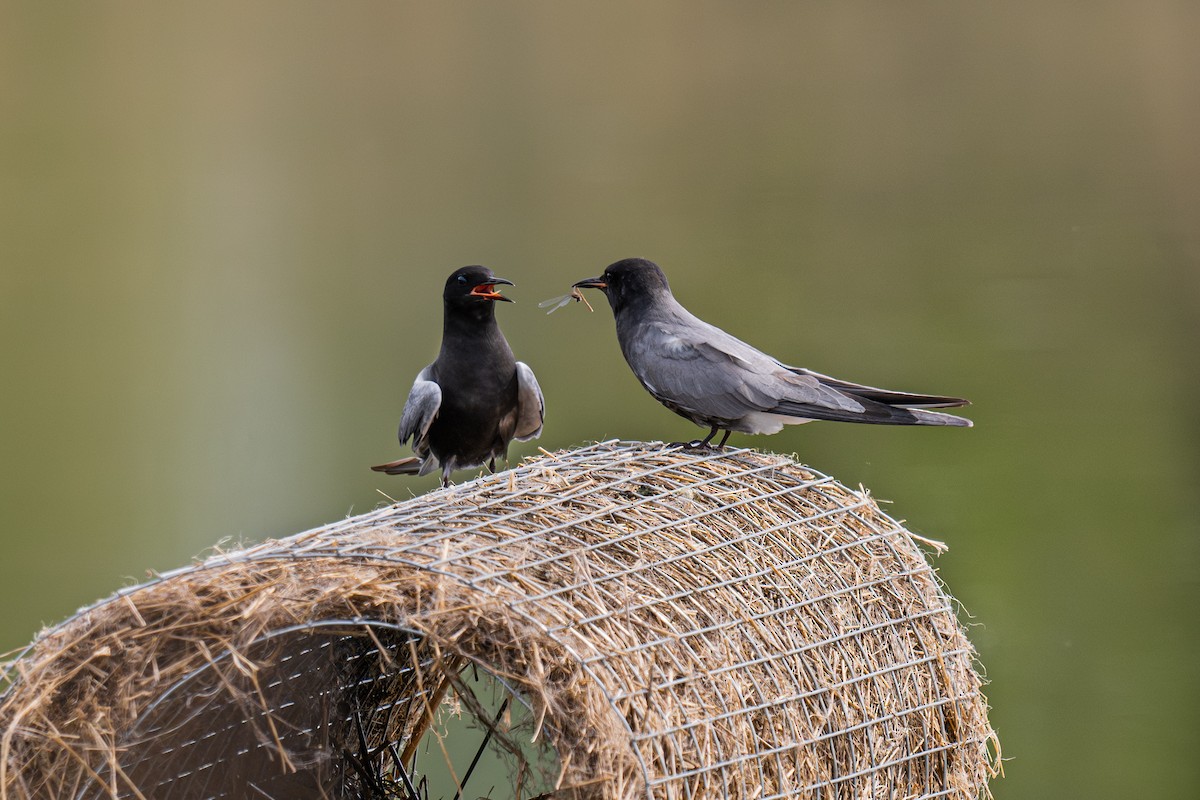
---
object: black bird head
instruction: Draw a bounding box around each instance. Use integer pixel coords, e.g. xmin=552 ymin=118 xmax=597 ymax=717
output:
xmin=573 ymin=258 xmax=671 ymax=315
xmin=444 ymin=265 xmax=514 ymax=308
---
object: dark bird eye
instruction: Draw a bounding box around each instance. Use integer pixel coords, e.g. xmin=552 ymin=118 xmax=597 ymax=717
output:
xmin=456 ymin=275 xmax=468 ymax=284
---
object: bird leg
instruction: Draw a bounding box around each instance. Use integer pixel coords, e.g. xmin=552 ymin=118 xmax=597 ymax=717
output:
xmin=669 ymin=426 xmax=727 ymax=450
xmin=697 ymin=427 xmax=731 ymax=449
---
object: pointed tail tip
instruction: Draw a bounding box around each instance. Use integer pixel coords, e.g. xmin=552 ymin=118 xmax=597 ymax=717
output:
xmin=909 ymin=408 xmax=974 ymax=427
xmin=370 ymin=457 xmax=423 ymax=475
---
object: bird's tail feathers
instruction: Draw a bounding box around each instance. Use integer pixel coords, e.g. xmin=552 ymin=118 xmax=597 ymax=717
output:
xmin=904 ymin=407 xmax=973 ymax=427
xmin=370 ymin=456 xmax=425 ymax=475
xmin=772 ymin=397 xmax=972 ymax=427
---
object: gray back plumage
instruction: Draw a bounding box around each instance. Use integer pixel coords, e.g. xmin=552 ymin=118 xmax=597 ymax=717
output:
xmin=602 ymin=260 xmax=970 ymax=431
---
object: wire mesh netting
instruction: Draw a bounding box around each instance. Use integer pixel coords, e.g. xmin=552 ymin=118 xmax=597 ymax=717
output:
xmin=86 ymin=621 xmax=554 ymax=800
xmin=0 ymin=440 xmax=999 ymax=800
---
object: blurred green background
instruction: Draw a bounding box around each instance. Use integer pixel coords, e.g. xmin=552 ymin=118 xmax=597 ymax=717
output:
xmin=2 ymin=2 xmax=1197 ymax=798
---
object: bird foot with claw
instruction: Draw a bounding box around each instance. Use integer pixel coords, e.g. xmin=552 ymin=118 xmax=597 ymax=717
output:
xmin=665 ymin=439 xmax=719 ymax=450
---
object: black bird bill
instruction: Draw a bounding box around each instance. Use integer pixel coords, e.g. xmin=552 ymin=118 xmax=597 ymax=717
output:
xmin=469 ymin=277 xmax=514 ymax=302
xmin=571 ymin=276 xmax=607 ymax=290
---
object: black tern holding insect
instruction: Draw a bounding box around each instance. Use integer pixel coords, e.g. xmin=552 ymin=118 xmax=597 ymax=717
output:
xmin=572 ymin=258 xmax=970 ymax=448
xmin=372 ymin=266 xmax=544 ymax=486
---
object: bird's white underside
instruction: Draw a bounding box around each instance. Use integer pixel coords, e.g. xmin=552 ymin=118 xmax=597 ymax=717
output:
xmin=739 ymin=411 xmax=817 ymax=435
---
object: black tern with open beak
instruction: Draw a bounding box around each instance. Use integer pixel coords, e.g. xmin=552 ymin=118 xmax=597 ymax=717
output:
xmin=373 ymin=266 xmax=544 ymax=485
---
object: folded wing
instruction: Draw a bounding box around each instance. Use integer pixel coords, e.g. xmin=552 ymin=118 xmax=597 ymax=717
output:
xmin=513 ymin=361 xmax=545 ymax=441
xmin=398 ymin=366 xmax=442 ymax=450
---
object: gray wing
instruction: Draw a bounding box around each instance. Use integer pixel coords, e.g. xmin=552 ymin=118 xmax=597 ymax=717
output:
xmin=623 ymin=313 xmax=866 ymax=422
xmin=512 ymin=361 xmax=545 ymax=441
xmin=398 ymin=366 xmax=442 ymax=449
xmin=786 ymin=367 xmax=970 ymax=408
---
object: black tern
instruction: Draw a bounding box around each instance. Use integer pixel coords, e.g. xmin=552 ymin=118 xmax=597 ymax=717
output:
xmin=573 ymin=258 xmax=970 ymax=447
xmin=372 ymin=266 xmax=544 ymax=486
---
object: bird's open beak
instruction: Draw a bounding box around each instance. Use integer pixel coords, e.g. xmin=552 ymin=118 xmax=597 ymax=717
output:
xmin=470 ymin=277 xmax=514 ymax=302
xmin=572 ymin=276 xmax=607 ymax=291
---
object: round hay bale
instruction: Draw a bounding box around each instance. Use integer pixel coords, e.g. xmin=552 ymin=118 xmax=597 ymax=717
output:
xmin=0 ymin=441 xmax=999 ymax=800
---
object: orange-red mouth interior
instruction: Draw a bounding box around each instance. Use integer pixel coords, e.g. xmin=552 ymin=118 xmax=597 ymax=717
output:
xmin=470 ymin=284 xmax=505 ymax=300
